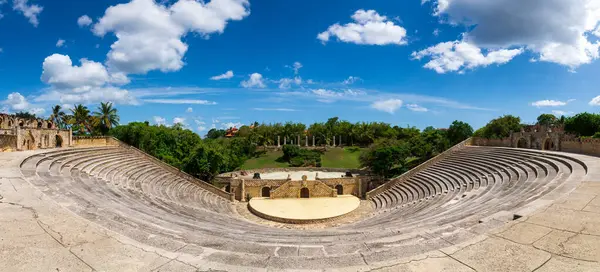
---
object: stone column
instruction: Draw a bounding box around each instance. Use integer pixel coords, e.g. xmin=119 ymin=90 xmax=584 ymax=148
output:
xmin=297 ymin=135 xmax=300 ymax=146
xmin=333 ymin=136 xmax=336 ymax=147
xmin=16 ymin=126 xmax=22 ymax=151
xmin=69 ymin=127 xmax=73 ymax=147
xmin=284 ymin=136 xmax=287 ymax=145
xmin=339 ymin=135 xmax=342 ymax=147
xmin=305 ymin=136 xmax=308 ymax=147
xmin=241 ymin=180 xmax=246 ymax=202
xmin=277 ymin=136 xmax=280 ymax=147
xmin=313 ymin=136 xmax=315 ymax=146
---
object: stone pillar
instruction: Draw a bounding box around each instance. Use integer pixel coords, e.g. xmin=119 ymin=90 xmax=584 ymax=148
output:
xmin=305 ymin=136 xmax=308 ymax=147
xmin=333 ymin=136 xmax=336 ymax=147
xmin=297 ymin=135 xmax=300 ymax=146
xmin=339 ymin=135 xmax=342 ymax=147
xmin=16 ymin=126 xmax=22 ymax=151
xmin=241 ymin=180 xmax=246 ymax=202
xmin=69 ymin=127 xmax=73 ymax=147
xmin=313 ymin=136 xmax=315 ymax=146
xmin=277 ymin=136 xmax=280 ymax=147
xmin=284 ymin=136 xmax=287 ymax=145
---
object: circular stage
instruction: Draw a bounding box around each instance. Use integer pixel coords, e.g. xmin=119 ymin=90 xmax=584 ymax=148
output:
xmin=248 ymin=195 xmax=360 ymax=224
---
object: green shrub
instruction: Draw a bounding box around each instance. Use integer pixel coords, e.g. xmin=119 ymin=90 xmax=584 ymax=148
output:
xmin=346 ymin=146 xmax=361 ymax=153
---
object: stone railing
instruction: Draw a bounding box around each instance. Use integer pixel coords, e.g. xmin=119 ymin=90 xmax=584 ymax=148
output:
xmin=365 ymin=138 xmax=472 ymax=200
xmin=75 ymin=136 xmax=235 ymax=201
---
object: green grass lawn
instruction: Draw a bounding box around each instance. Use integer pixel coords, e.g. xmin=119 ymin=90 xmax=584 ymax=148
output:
xmin=241 ymin=147 xmax=364 ymax=169
xmin=321 ymin=147 xmax=363 ymax=168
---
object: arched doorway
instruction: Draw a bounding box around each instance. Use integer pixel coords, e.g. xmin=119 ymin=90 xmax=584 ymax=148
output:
xmin=225 ymin=184 xmax=231 ymax=193
xmin=335 ymin=184 xmax=343 ymax=195
xmin=55 ymin=135 xmax=63 ymax=148
xmin=300 ymin=188 xmax=309 ymax=198
xmin=543 ymin=138 xmax=555 ymax=151
xmin=517 ymin=138 xmax=528 ymax=148
xmin=261 ymin=187 xmax=271 ymax=197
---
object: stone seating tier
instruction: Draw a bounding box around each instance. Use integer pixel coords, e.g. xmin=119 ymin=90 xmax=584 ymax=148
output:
xmin=18 ymin=145 xmax=588 ymax=270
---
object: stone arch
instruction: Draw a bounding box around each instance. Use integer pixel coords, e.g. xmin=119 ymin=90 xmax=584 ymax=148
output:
xmin=18 ymin=121 xmax=24 ymax=127
xmin=47 ymin=122 xmax=53 ymax=129
xmin=543 ymin=138 xmax=555 ymax=151
xmin=300 ymin=187 xmax=310 ymax=198
xmin=517 ymin=137 xmax=528 ymax=148
xmin=225 ymin=184 xmax=231 ymax=193
xmin=55 ymin=135 xmax=63 ymax=148
xmin=261 ymin=187 xmax=271 ymax=198
xmin=335 ymin=184 xmax=343 ymax=195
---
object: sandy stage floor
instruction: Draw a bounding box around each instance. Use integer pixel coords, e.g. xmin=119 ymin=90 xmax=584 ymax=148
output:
xmin=248 ymin=195 xmax=360 ymax=222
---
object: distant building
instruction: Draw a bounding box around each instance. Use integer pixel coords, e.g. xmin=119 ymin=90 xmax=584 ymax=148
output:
xmin=0 ymin=114 xmax=72 ymax=152
xmin=225 ymin=126 xmax=238 ymax=137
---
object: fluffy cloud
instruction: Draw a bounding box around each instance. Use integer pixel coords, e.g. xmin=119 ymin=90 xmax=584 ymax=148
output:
xmin=41 ymin=54 xmax=129 ymax=89
xmin=531 ymin=100 xmax=568 ymax=107
xmin=77 ymin=15 xmax=93 ymax=27
xmin=186 ymin=107 xmax=193 ymax=113
xmin=173 ymin=117 xmax=186 ymax=125
xmin=241 ymin=73 xmax=266 ymax=88
xmin=92 ymin=0 xmax=250 ymax=74
xmin=290 ymin=62 xmax=302 ymax=75
xmin=222 ymin=121 xmax=243 ymax=129
xmin=589 ymin=96 xmax=600 ymax=106
xmin=371 ymin=99 xmax=403 ymax=114
xmin=422 ymin=0 xmax=600 ymax=70
xmin=406 ymin=104 xmax=428 ymax=112
xmin=210 ymin=70 xmax=234 ymax=80
xmin=552 ymin=110 xmax=574 ymax=116
xmin=318 ymin=9 xmax=407 ymax=45
xmin=56 ymin=39 xmax=65 ymax=48
xmin=278 ymin=77 xmax=302 ymax=89
xmin=412 ymin=41 xmax=523 ymax=73
xmin=38 ymin=54 xmax=136 ymax=105
xmin=342 ymin=76 xmax=361 ymax=85
xmin=2 ymin=92 xmax=44 ymax=115
xmin=153 ymin=116 xmax=166 ymax=125
xmin=13 ymin=0 xmax=43 ymax=27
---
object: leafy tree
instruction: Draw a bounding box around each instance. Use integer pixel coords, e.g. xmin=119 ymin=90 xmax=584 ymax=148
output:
xmin=50 ymin=105 xmax=66 ymax=129
xmin=446 ymin=120 xmax=474 ymax=145
xmin=564 ymin=112 xmax=600 ymax=136
xmin=360 ymin=139 xmax=410 ymax=178
xmin=478 ymin=115 xmax=522 ymax=139
xmin=15 ymin=111 xmax=36 ymax=119
xmin=70 ymin=104 xmax=91 ymax=135
xmin=93 ymin=102 xmax=120 ymax=135
xmin=206 ymin=128 xmax=226 ymax=139
xmin=536 ymin=114 xmax=559 ymax=127
xmin=184 ymin=142 xmax=232 ymax=181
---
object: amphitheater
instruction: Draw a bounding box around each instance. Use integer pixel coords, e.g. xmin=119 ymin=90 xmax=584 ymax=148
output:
xmin=2 ymin=137 xmax=600 ymax=271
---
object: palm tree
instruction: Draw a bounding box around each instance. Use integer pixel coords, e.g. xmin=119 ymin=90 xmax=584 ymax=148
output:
xmin=93 ymin=102 xmax=120 ymax=134
xmin=49 ymin=105 xmax=65 ymax=129
xmin=71 ymin=104 xmax=91 ymax=135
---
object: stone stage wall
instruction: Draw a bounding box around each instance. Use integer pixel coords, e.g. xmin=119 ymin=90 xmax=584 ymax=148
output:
xmin=269 ymin=180 xmax=336 ymax=199
xmin=73 ymin=136 xmax=120 ymax=147
xmin=0 ymin=134 xmax=17 ymax=152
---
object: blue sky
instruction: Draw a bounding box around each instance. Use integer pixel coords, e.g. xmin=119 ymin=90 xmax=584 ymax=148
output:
xmin=1 ymin=0 xmax=600 ymax=134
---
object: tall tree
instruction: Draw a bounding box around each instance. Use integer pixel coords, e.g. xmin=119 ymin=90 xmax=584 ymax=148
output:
xmin=50 ymin=105 xmax=65 ymax=129
xmin=93 ymin=102 xmax=120 ymax=135
xmin=71 ymin=104 xmax=91 ymax=135
xmin=446 ymin=120 xmax=474 ymax=145
xmin=536 ymin=114 xmax=558 ymax=127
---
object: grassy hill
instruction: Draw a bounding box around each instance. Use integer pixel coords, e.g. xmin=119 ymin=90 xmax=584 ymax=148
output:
xmin=241 ymin=147 xmax=364 ymax=169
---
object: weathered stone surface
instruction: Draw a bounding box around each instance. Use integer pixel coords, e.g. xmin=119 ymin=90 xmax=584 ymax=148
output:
xmin=496 ymin=222 xmax=553 ymax=244
xmin=534 ymin=231 xmax=600 ymax=262
xmin=535 ymin=256 xmax=600 ymax=272
xmin=452 ymin=237 xmax=551 ymax=272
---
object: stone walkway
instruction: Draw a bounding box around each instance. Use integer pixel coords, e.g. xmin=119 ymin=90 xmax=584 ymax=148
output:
xmin=1 ymin=148 xmax=600 ymax=271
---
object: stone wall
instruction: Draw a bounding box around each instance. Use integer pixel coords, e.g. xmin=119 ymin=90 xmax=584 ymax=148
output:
xmin=73 ymin=136 xmax=120 ymax=147
xmin=0 ymin=135 xmax=16 ymax=152
xmin=319 ymin=177 xmax=361 ymax=196
xmin=270 ymin=180 xmax=335 ymax=199
xmin=15 ymin=128 xmax=71 ymax=151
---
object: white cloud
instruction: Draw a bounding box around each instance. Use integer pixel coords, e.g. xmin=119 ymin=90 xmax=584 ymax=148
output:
xmin=551 ymin=110 xmax=574 ymax=116
xmin=173 ymin=117 xmax=186 ymax=125
xmin=197 ymin=126 xmax=207 ymax=131
xmin=194 ymin=119 xmax=206 ymax=125
xmin=252 ymin=108 xmax=298 ymax=112
xmin=424 ymin=0 xmax=600 ymax=70
xmin=186 ymin=107 xmax=193 ymax=112
xmin=531 ymin=100 xmax=568 ymax=107
xmin=318 ymin=9 xmax=407 ymax=45
xmin=41 ymin=54 xmax=129 ymax=89
xmin=290 ymin=62 xmax=302 ymax=75
xmin=93 ymin=0 xmax=250 ymax=74
xmin=371 ymin=99 xmax=403 ymax=114
xmin=222 ymin=121 xmax=243 ymax=129
xmin=143 ymin=99 xmax=217 ymax=105
xmin=342 ymin=76 xmax=361 ymax=85
xmin=2 ymin=92 xmax=45 ymax=115
xmin=153 ymin=116 xmax=166 ymax=125
xmin=210 ymin=70 xmax=234 ymax=80
xmin=277 ymin=77 xmax=302 ymax=89
xmin=77 ymin=15 xmax=93 ymax=27
xmin=433 ymin=28 xmax=441 ymax=36
xmin=13 ymin=0 xmax=43 ymax=27
xmin=56 ymin=39 xmax=65 ymax=48
xmin=241 ymin=73 xmax=266 ymax=88
xmin=406 ymin=104 xmax=429 ymax=112
xmin=29 ymin=107 xmax=45 ymax=115
xmin=589 ymin=96 xmax=600 ymax=106
xmin=412 ymin=41 xmax=523 ymax=73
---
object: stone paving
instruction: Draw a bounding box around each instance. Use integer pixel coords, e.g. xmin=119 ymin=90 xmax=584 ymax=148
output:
xmin=1 ymin=147 xmax=600 ymax=271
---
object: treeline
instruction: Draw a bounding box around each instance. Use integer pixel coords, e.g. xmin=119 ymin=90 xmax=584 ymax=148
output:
xmin=110 ymin=119 xmax=475 ymax=180
xmin=474 ymin=113 xmax=600 ymax=139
